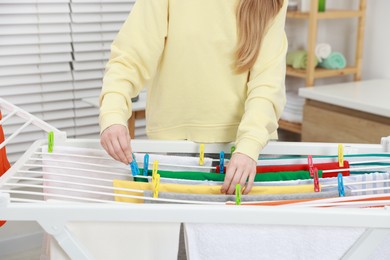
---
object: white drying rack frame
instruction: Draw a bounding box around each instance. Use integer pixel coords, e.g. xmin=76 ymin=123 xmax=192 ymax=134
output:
xmin=1 ymin=96 xmax=390 ymax=260
xmin=1 ymin=138 xmax=390 ymax=260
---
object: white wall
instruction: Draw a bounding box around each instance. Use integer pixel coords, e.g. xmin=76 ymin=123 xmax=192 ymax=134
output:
xmin=362 ymin=0 xmax=390 ymax=79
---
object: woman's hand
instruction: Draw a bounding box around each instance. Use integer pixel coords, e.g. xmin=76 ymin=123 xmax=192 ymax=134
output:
xmin=221 ymin=152 xmax=257 ymax=195
xmin=100 ymin=124 xmax=133 ymax=164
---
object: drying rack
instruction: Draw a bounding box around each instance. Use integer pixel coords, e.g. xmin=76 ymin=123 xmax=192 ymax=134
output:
xmin=1 ymin=97 xmax=390 ymax=260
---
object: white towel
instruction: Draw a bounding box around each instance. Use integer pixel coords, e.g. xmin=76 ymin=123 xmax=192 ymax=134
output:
xmin=315 ymin=43 xmax=332 ymax=62
xmin=185 ymin=223 xmax=390 ymax=260
xmin=281 ymin=91 xmax=305 ymax=123
xmin=185 ymin=223 xmax=367 ymax=260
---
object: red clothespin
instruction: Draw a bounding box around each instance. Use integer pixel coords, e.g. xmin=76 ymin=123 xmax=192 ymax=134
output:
xmin=313 ymin=167 xmax=320 ymax=192
xmin=308 ymin=155 xmax=314 ymax=177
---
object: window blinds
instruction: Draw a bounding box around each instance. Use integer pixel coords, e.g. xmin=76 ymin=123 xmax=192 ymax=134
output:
xmin=0 ymin=0 xmax=75 ymax=162
xmin=70 ymin=0 xmax=135 ymax=138
xmin=0 ymin=0 xmax=142 ymax=162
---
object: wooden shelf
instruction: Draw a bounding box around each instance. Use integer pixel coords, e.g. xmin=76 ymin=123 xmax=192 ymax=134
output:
xmin=287 ymin=10 xmax=363 ymax=20
xmin=278 ymin=119 xmax=302 ymax=134
xmin=286 ymin=66 xmax=358 ymax=79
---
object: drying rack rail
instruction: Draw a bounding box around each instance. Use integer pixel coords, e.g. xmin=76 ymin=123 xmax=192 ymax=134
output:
xmin=1 ymin=96 xmax=390 ymax=260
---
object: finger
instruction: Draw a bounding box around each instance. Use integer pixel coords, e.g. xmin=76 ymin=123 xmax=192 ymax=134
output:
xmin=112 ymin=137 xmax=129 ymax=164
xmin=243 ymin=171 xmax=256 ymax=195
xmin=100 ymin=138 xmax=108 ymax=154
xmin=105 ymin=140 xmax=121 ymax=162
xmin=226 ymin=169 xmax=243 ymax=195
xmin=238 ymin=170 xmax=249 ymax=190
xmin=221 ymin=164 xmax=236 ymax=194
xmin=119 ymin=132 xmax=132 ymax=163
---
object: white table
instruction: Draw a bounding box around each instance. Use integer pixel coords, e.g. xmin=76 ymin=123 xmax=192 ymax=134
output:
xmin=298 ymin=79 xmax=390 ymax=143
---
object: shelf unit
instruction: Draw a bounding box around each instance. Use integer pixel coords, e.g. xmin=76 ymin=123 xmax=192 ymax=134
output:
xmin=280 ymin=0 xmax=367 ymax=134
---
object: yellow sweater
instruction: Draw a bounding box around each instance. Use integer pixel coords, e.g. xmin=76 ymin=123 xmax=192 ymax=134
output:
xmin=100 ymin=0 xmax=288 ymax=161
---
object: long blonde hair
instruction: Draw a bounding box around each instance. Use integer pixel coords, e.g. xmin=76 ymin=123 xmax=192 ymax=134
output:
xmin=235 ymin=0 xmax=284 ymax=73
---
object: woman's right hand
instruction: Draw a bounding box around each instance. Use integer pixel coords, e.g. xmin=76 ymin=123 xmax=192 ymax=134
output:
xmin=100 ymin=124 xmax=133 ymax=164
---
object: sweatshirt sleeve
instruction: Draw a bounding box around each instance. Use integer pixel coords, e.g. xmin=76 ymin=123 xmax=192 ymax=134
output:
xmin=234 ymin=1 xmax=288 ymax=161
xmin=99 ymin=0 xmax=168 ymax=133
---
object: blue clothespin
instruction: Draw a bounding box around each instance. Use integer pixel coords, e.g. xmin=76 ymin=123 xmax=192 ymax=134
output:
xmin=129 ymin=153 xmax=140 ymax=176
xmin=219 ymin=151 xmax=225 ymax=174
xmin=338 ymin=173 xmax=345 ymax=197
xmin=143 ymin=154 xmax=149 ymax=176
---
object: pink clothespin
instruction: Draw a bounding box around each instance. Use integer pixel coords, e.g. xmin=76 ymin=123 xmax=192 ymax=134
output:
xmin=313 ymin=167 xmax=320 ymax=192
xmin=308 ymin=155 xmax=314 ymax=177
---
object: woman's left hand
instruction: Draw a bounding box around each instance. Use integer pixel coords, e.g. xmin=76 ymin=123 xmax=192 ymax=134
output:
xmin=221 ymin=152 xmax=257 ymax=195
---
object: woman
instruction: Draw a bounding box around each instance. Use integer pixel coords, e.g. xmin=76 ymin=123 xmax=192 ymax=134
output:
xmin=100 ymin=0 xmax=288 ymax=195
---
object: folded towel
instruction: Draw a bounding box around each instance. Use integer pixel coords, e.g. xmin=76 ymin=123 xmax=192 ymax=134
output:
xmin=315 ymin=43 xmax=332 ymax=62
xmin=286 ymin=50 xmax=318 ymax=69
xmin=185 ymin=224 xmax=366 ymax=260
xmin=318 ymin=51 xmax=347 ymax=69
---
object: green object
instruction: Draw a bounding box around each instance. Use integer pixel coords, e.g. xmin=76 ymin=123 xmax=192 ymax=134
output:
xmin=48 ymin=131 xmax=54 ymax=153
xmin=286 ymin=50 xmax=318 ymax=69
xmin=318 ymin=52 xmax=347 ymax=69
xmin=134 ymin=169 xmax=323 ymax=182
xmin=230 ymin=146 xmax=236 ymax=154
xmin=318 ymin=0 xmax=326 ymax=12
xmin=235 ymin=184 xmax=241 ymax=205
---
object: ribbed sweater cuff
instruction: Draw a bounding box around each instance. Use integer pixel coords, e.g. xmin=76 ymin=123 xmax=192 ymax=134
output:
xmin=235 ymin=138 xmax=266 ymax=162
xmin=99 ymin=113 xmax=128 ymax=134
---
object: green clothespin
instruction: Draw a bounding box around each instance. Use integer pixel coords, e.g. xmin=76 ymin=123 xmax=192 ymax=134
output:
xmin=230 ymin=146 xmax=236 ymax=154
xmin=48 ymin=131 xmax=54 ymax=153
xmin=235 ymin=184 xmax=241 ymax=205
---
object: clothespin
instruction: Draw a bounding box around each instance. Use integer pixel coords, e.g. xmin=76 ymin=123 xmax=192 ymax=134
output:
xmin=199 ymin=144 xmax=204 ymax=166
xmin=235 ymin=184 xmax=241 ymax=205
xmin=219 ymin=151 xmax=225 ymax=174
xmin=337 ymin=173 xmax=345 ymax=197
xmin=129 ymin=153 xmax=140 ymax=176
xmin=230 ymin=146 xmax=236 ymax=155
xmin=48 ymin=131 xmax=54 ymax=153
xmin=152 ymin=160 xmax=159 ymax=182
xmin=308 ymin=155 xmax=314 ymax=177
xmin=143 ymin=154 xmax=149 ymax=176
xmin=153 ymin=173 xmax=160 ymax=198
xmin=313 ymin=167 xmax=320 ymax=192
xmin=338 ymin=144 xmax=344 ymax=167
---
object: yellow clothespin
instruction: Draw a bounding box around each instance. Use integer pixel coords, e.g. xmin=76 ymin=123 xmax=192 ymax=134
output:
xmin=153 ymin=174 xmax=160 ymax=198
xmin=152 ymin=160 xmax=159 ymax=183
xmin=199 ymin=144 xmax=205 ymax=166
xmin=338 ymin=144 xmax=344 ymax=167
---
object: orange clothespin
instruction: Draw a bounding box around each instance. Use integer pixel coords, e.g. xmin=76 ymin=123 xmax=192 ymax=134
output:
xmin=199 ymin=144 xmax=204 ymax=166
xmin=0 ymin=111 xmax=10 ymax=176
xmin=0 ymin=111 xmax=10 ymax=227
xmin=338 ymin=144 xmax=344 ymax=167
